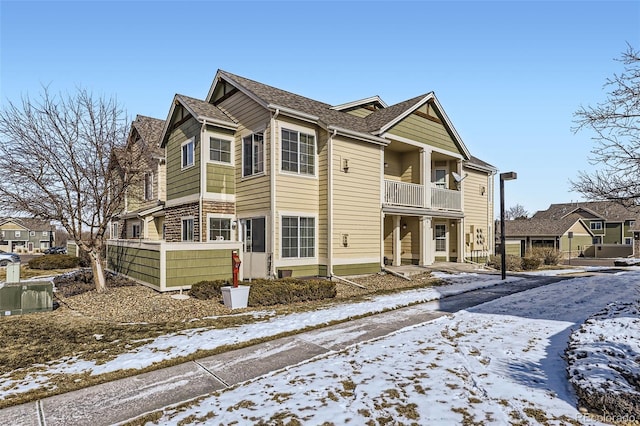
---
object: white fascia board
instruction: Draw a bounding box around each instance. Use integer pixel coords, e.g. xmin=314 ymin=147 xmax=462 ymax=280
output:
xmin=159 ymin=95 xmax=179 ymax=148
xmin=464 ymin=161 xmax=498 ymax=175
xmin=199 ymin=116 xmax=238 ymax=131
xmin=328 ymin=125 xmax=389 ymax=146
xmin=330 ymin=95 xmax=388 ymax=111
xmin=376 ymin=93 xmax=434 ymax=135
xmin=209 ymin=71 xmax=270 ymax=109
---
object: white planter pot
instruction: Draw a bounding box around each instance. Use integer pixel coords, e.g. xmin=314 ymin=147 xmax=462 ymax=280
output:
xmin=221 ymin=285 xmax=250 ymax=309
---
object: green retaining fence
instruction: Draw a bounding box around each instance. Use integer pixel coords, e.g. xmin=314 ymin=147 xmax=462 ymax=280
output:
xmin=0 ymin=281 xmax=53 ymax=316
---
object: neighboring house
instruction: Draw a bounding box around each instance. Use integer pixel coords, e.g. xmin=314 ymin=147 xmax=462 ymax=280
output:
xmin=501 ymin=201 xmax=640 ymax=258
xmin=0 ymin=218 xmax=55 ymax=253
xmin=111 ymin=115 xmax=166 ymax=241
xmin=108 ymin=71 xmax=496 ymax=291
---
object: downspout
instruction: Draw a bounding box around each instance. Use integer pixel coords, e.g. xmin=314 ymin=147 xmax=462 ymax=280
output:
xmin=270 ymin=109 xmax=279 ymax=277
xmin=200 ymin=121 xmax=207 ymax=242
xmin=328 ymin=129 xmax=336 ymax=277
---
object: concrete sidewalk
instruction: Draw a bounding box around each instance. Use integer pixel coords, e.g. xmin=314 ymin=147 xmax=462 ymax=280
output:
xmin=1 ymin=302 xmax=448 ymax=426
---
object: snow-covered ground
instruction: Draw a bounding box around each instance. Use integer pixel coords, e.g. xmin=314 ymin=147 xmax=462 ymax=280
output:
xmin=2 ymin=267 xmax=639 ymax=426
xmin=144 ymin=269 xmax=640 ymax=426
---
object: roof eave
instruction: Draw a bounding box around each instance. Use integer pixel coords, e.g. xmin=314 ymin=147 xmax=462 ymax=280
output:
xmin=327 ymin=125 xmax=389 ymax=146
xmin=267 ymin=104 xmax=320 ymax=124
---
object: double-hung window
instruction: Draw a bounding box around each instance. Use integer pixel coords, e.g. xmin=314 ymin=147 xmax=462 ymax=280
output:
xmin=132 ymin=223 xmax=141 ymax=238
xmin=144 ymin=172 xmax=154 ymax=201
xmin=209 ymin=217 xmax=232 ymax=241
xmin=243 ymin=133 xmax=264 ymax=177
xmin=281 ymin=129 xmax=315 ymax=175
xmin=181 ymin=138 xmax=194 ymax=169
xmin=210 ymin=137 xmax=232 ymax=164
xmin=282 ymin=216 xmax=315 ymax=258
xmin=590 ymin=221 xmax=603 ymax=231
xmin=182 ymin=218 xmax=194 ymax=242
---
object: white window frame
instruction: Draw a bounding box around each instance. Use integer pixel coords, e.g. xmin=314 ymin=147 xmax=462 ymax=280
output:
xmin=144 ymin=172 xmax=154 ymax=201
xmin=111 ymin=222 xmax=119 ymax=239
xmin=181 ymin=138 xmax=195 ymax=169
xmin=30 ymin=231 xmax=36 ymax=236
xmin=433 ymin=168 xmax=448 ymax=189
xmin=242 ymin=132 xmax=264 ymax=177
xmin=207 ymin=213 xmax=235 ymax=242
xmin=280 ymin=125 xmax=316 ymax=177
xmin=435 ymin=223 xmax=447 ymax=252
xmin=15 ymin=231 xmax=21 ymax=237
xmin=181 ymin=217 xmax=195 ymax=242
xmin=281 ymin=214 xmax=316 ymax=259
xmin=590 ymin=221 xmax=603 ymax=231
xmin=209 ymin=136 xmax=233 ymax=165
xmin=42 ymin=231 xmax=48 ymax=237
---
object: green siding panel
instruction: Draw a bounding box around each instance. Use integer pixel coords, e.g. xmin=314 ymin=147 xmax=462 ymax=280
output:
xmin=604 ymin=223 xmax=622 ymax=244
xmin=206 ymin=164 xmax=236 ymax=194
xmin=167 ymin=117 xmax=201 ymax=200
xmin=107 ymin=245 xmax=161 ymax=286
xmin=333 ymin=263 xmax=380 ymax=276
xmin=387 ymin=114 xmax=460 ymax=155
xmin=166 ymin=249 xmax=232 ymax=287
xmin=276 ymin=265 xmax=320 ymax=278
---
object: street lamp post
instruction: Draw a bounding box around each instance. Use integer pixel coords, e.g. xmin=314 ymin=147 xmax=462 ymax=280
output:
xmin=500 ymin=172 xmax=517 ymax=280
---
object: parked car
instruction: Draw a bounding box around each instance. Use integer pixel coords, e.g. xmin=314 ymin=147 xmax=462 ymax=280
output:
xmin=0 ymin=250 xmax=21 ymax=266
xmin=44 ymin=246 xmax=67 ymax=255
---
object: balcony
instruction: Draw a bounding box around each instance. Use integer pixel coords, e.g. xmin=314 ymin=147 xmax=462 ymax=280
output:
xmin=384 ymin=179 xmax=461 ymax=211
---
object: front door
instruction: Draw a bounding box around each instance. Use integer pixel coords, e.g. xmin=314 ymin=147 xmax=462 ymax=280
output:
xmin=241 ymin=217 xmax=268 ymax=279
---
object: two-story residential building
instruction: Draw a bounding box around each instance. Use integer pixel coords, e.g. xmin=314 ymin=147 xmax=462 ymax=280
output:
xmin=108 ymin=71 xmax=496 ymax=291
xmin=0 ymin=218 xmax=54 ymax=253
xmin=111 ymin=114 xmax=166 ymax=241
xmin=501 ymin=201 xmax=640 ymax=258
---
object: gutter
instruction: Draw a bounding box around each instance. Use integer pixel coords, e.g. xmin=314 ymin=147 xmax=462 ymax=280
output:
xmin=267 ymin=104 xmax=318 ymax=124
xmin=327 ymin=125 xmax=389 ymax=146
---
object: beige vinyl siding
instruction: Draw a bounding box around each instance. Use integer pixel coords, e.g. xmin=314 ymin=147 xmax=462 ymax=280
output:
xmin=332 ymin=136 xmax=381 ymax=261
xmin=166 ymin=249 xmax=232 ymax=287
xmin=317 ymin=128 xmax=329 ymax=261
xmin=158 ymin=162 xmax=166 ymax=202
xmin=383 ymin=215 xmax=393 ymax=259
xmin=217 ymin=91 xmax=272 ymax=214
xmin=387 ymin=112 xmax=460 ymax=155
xmin=206 ymin=164 xmax=235 ymax=194
xmin=462 ymin=168 xmax=493 ymax=255
xmin=166 ymin=117 xmax=201 ymax=200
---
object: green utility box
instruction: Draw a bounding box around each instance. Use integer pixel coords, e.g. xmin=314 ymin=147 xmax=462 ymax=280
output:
xmin=0 ymin=281 xmax=53 ymax=316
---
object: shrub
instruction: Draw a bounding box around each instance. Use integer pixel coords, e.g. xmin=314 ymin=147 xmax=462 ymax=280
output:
xmin=29 ymin=254 xmax=80 ymax=270
xmin=188 ymin=280 xmax=228 ymax=300
xmin=530 ymin=247 xmax=563 ymax=265
xmin=188 ymin=278 xmax=337 ymax=306
xmin=521 ymin=256 xmax=542 ymax=270
xmin=488 ymin=254 xmax=523 ymax=271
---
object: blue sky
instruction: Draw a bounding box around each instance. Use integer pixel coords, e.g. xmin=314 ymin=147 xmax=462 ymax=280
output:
xmin=1 ymin=1 xmax=639 ymax=216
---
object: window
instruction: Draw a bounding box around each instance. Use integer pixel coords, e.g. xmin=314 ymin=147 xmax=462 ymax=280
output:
xmin=15 ymin=231 xmax=20 ymax=237
xmin=209 ymin=217 xmax=231 ymax=241
xmin=434 ymin=169 xmax=447 ymax=189
xmin=243 ymin=133 xmax=264 ymax=177
xmin=625 ymin=237 xmax=633 ymax=245
xmin=630 ymin=220 xmax=636 ymax=227
xmin=244 ymin=217 xmax=266 ymax=253
xmin=132 ymin=224 xmax=141 ymax=238
xmin=42 ymin=231 xmax=48 ymax=237
xmin=111 ymin=223 xmax=119 ymax=239
xmin=30 ymin=231 xmax=36 ymax=236
xmin=181 ymin=138 xmax=195 ymax=169
xmin=144 ymin=172 xmax=154 ymax=201
xmin=435 ymin=224 xmax=447 ymax=251
xmin=210 ymin=137 xmax=232 ymax=164
xmin=282 ymin=216 xmax=315 ymax=258
xmin=590 ymin=221 xmax=603 ymax=230
xmin=592 ymin=236 xmax=602 ymax=244
xmin=281 ymin=129 xmax=315 ymax=175
xmin=182 ymin=218 xmax=194 ymax=241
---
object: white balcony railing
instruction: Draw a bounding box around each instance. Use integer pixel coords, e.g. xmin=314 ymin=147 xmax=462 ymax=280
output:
xmin=384 ymin=179 xmax=461 ymax=211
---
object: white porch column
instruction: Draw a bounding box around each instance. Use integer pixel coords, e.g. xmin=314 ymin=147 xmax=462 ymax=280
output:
xmin=421 ymin=148 xmax=432 ymax=208
xmin=457 ymin=219 xmax=464 ymax=263
xmin=393 ymin=215 xmax=401 ymax=266
xmin=419 ymin=216 xmax=432 ymax=265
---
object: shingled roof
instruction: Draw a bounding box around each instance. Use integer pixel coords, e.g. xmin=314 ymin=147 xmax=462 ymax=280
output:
xmin=176 ymin=94 xmax=237 ymax=125
xmin=0 ymin=217 xmax=52 ymax=231
xmin=502 ymin=213 xmax=588 ymax=237
xmin=131 ymin=115 xmax=165 ymax=157
xmin=532 ymin=201 xmax=640 ymax=222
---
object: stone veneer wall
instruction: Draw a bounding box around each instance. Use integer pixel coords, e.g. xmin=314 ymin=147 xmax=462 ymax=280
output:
xmin=164 ymin=202 xmax=200 ymax=242
xmin=201 ymin=201 xmax=235 ymax=242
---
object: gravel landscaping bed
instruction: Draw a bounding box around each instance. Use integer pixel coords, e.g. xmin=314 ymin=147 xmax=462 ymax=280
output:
xmin=54 ymin=271 xmax=439 ymax=323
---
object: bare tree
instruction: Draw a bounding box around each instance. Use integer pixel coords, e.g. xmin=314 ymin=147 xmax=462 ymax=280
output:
xmin=0 ymin=87 xmax=142 ymax=292
xmin=506 ymin=204 xmax=529 ymax=220
xmin=572 ymin=44 xmax=640 ymax=206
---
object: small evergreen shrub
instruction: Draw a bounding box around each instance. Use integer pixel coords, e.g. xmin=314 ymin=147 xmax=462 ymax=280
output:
xmin=521 ymin=256 xmax=542 ymax=270
xmin=488 ymin=254 xmax=523 ymax=271
xmin=188 ymin=280 xmax=228 ymax=300
xmin=53 ymin=269 xmax=137 ymax=297
xmin=29 ymin=254 xmax=80 ymax=270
